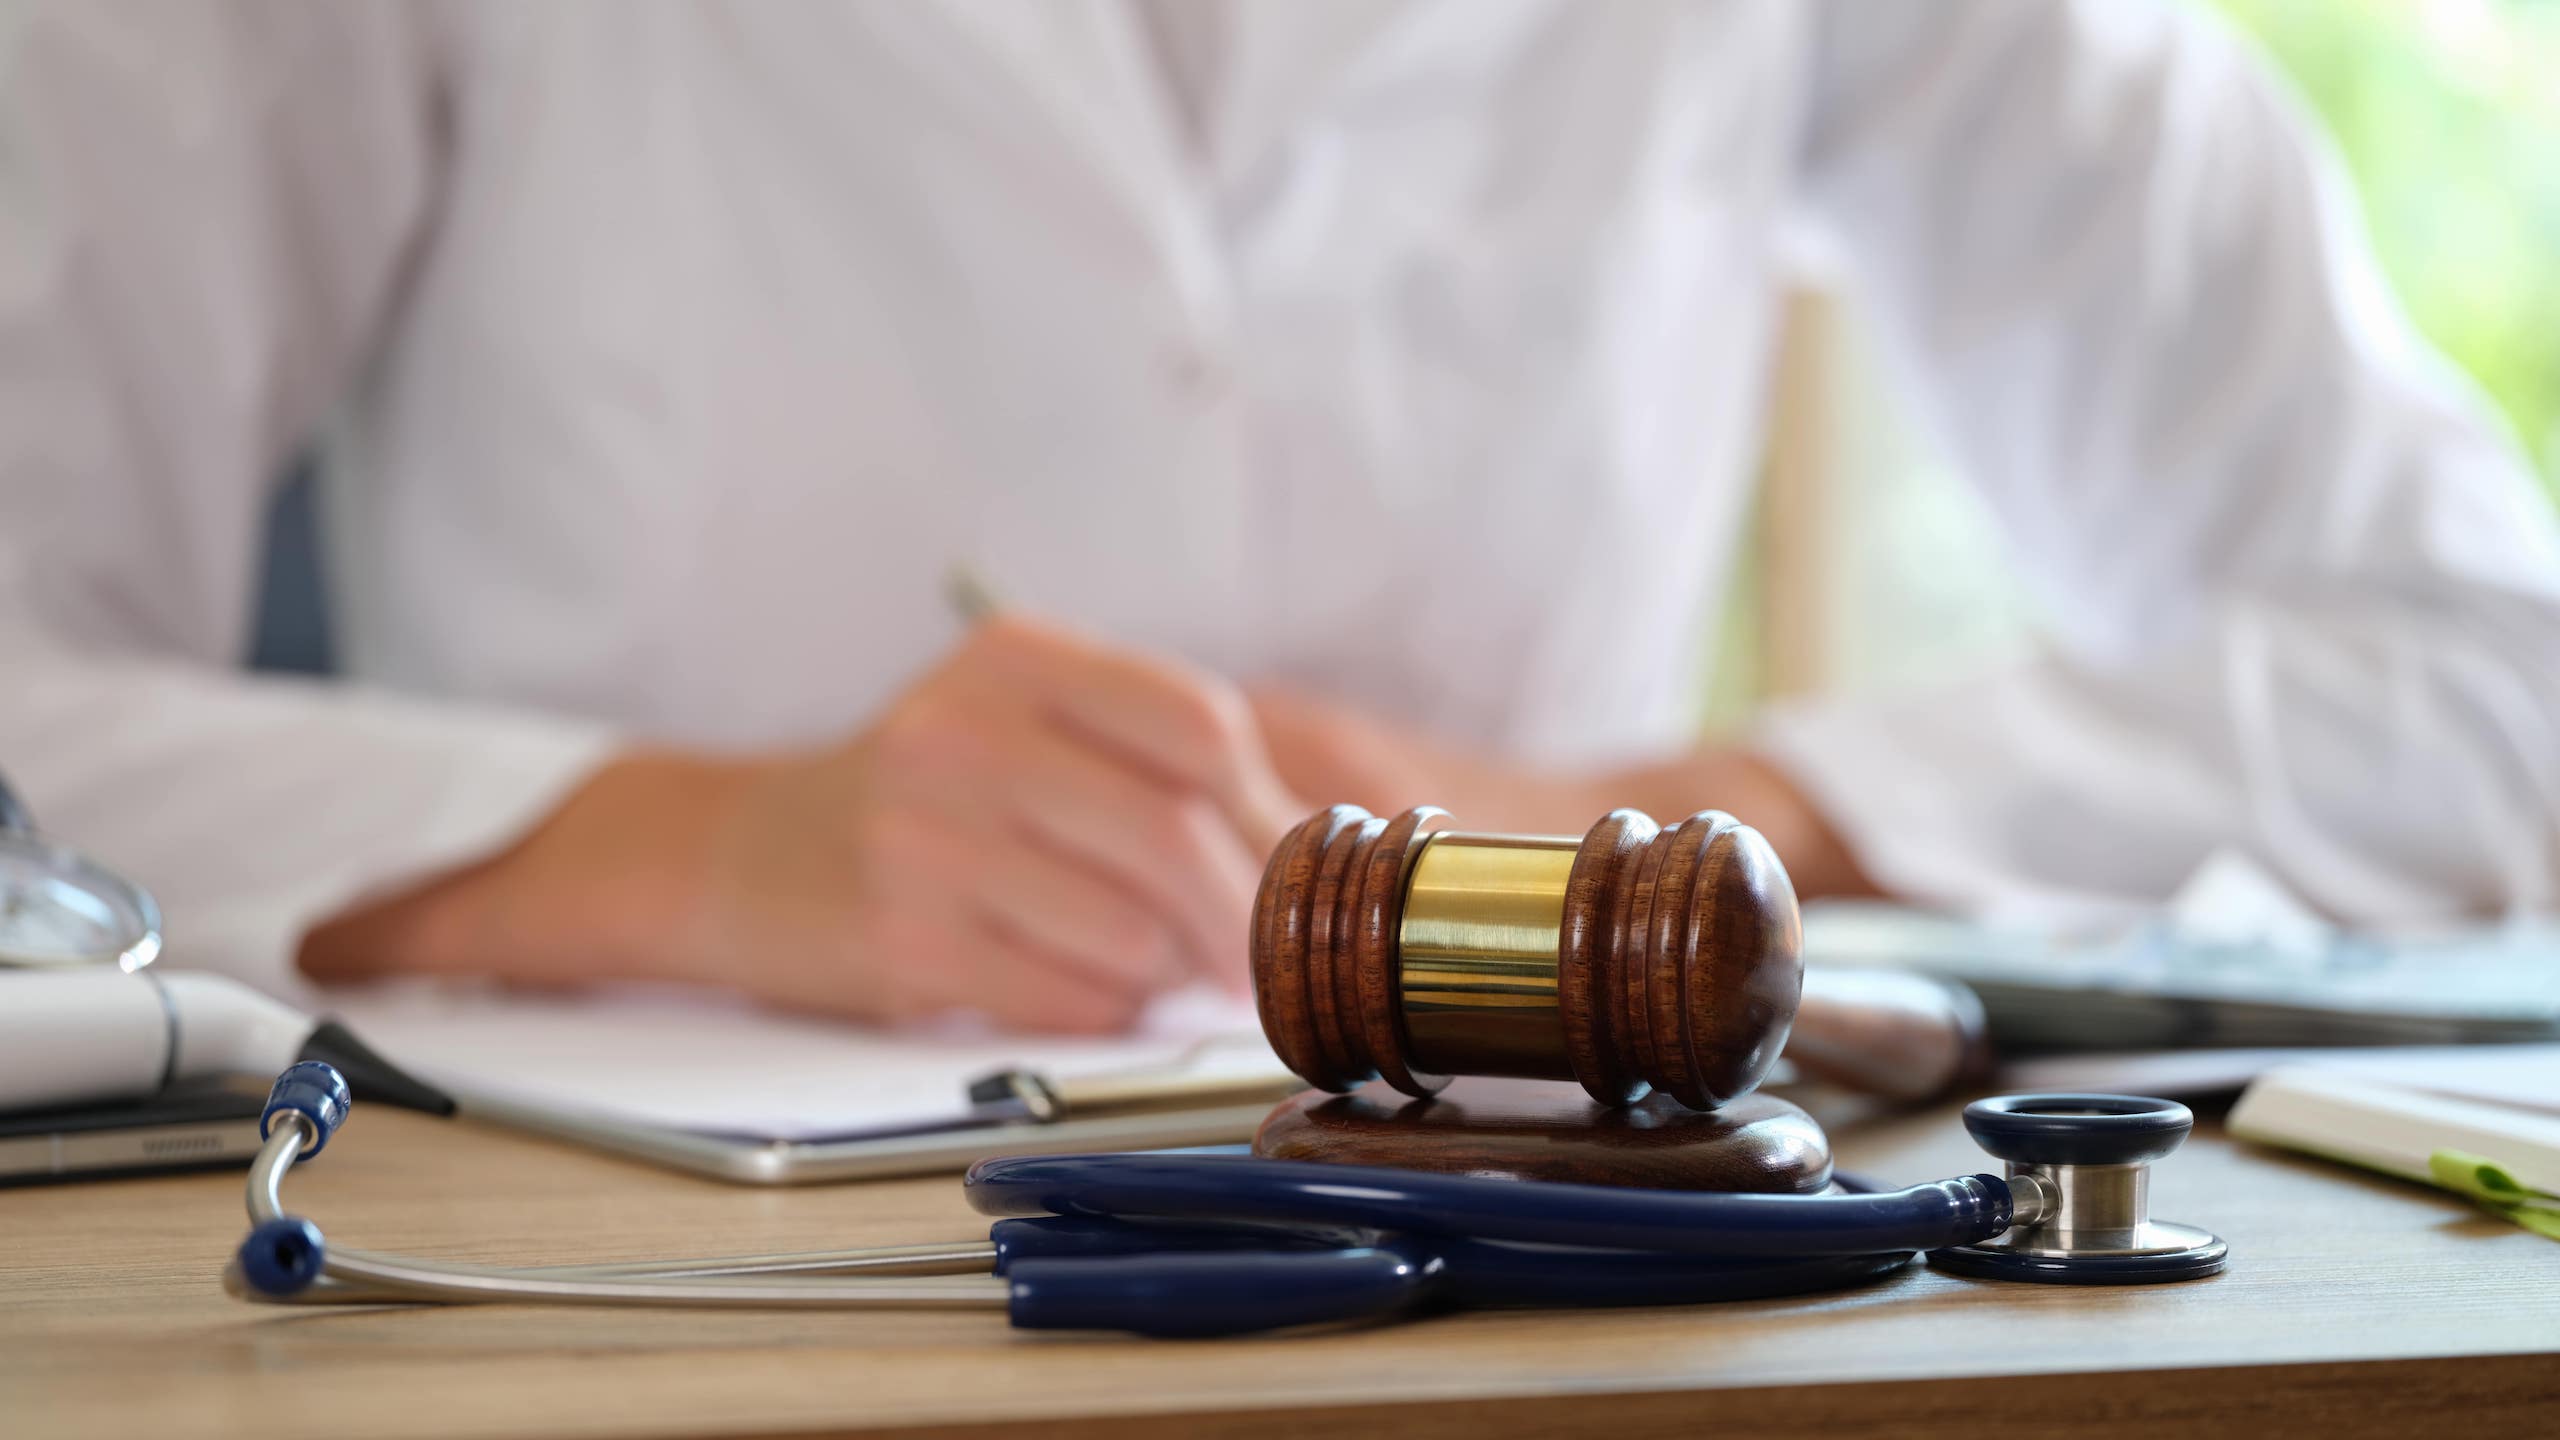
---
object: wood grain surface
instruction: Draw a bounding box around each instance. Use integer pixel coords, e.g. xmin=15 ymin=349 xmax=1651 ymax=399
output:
xmin=1566 ymin=809 xmax=1801 ymax=1110
xmin=1252 ymin=1078 xmax=1832 ymax=1192
xmin=1250 ymin=804 xmax=1452 ymax=1098
xmin=6 ymin=1096 xmax=2557 ymax=1439
xmin=1253 ymin=804 xmax=1804 ymax=1111
xmin=1355 ymin=806 xmax=1448 ymax=1099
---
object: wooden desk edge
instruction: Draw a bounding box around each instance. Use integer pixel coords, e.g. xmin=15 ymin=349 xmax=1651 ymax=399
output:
xmin=14 ymin=1102 xmax=2553 ymax=1440
xmin=815 ymin=1352 xmax=2560 ymax=1440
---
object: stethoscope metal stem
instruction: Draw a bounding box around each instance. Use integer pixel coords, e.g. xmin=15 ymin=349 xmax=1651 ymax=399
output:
xmin=238 ymin=1115 xmax=1008 ymax=1309
xmin=246 ymin=1121 xmax=996 ymax=1277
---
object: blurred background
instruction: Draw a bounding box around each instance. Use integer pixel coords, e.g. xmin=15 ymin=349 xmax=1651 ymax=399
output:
xmin=248 ymin=0 xmax=2560 ymax=734
xmin=1708 ymin=0 xmax=2560 ymax=727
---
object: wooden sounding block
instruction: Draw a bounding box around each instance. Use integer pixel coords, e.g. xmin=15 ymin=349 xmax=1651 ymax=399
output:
xmin=1250 ymin=804 xmax=1803 ymax=1110
xmin=1255 ymin=1078 xmax=1833 ymax=1193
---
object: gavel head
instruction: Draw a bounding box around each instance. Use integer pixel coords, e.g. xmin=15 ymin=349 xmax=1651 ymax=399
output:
xmin=1249 ymin=805 xmax=1803 ymax=1111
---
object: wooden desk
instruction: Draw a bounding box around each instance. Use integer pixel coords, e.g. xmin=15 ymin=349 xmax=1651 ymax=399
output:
xmin=5 ymin=1097 xmax=2556 ymax=1439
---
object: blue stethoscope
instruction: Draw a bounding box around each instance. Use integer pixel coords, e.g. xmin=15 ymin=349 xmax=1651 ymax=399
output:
xmin=228 ymin=1062 xmax=2226 ymax=1336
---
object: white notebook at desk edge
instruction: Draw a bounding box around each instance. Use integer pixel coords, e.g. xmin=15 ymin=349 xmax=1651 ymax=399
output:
xmin=2227 ymin=1067 xmax=2560 ymax=1195
xmin=327 ymin=978 xmax=1277 ymax=1140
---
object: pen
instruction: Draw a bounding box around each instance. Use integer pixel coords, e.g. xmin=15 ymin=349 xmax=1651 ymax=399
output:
xmin=943 ymin=563 xmax=1002 ymax=625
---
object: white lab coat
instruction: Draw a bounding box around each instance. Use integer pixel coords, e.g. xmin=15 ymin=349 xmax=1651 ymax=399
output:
xmin=4 ymin=1 xmax=2556 ymax=999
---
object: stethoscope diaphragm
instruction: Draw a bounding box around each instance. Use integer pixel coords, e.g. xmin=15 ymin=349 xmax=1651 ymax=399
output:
xmin=1926 ymin=1094 xmax=2228 ymax=1284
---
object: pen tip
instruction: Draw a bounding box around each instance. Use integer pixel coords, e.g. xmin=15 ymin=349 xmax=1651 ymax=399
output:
xmin=944 ymin=564 xmax=1001 ymax=624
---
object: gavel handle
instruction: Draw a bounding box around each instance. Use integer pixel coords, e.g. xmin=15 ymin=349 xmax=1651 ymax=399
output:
xmin=1783 ymin=969 xmax=1993 ymax=1105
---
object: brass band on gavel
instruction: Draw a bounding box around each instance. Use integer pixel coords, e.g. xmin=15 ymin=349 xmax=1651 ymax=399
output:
xmin=1248 ymin=805 xmax=1804 ymax=1111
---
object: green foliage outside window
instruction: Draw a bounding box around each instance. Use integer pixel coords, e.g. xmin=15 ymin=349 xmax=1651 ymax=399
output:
xmin=2215 ymin=0 xmax=2560 ymax=489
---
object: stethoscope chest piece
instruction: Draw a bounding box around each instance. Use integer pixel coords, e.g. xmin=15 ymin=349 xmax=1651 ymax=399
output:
xmin=1928 ymin=1094 xmax=2228 ymax=1285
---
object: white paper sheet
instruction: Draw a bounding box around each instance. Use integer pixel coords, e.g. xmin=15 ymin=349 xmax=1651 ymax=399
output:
xmin=328 ymin=979 xmax=1277 ymax=1139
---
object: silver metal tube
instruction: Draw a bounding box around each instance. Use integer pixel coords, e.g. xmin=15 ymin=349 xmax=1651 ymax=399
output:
xmin=558 ymin=1242 xmax=998 ymax=1280
xmin=239 ymin=1111 xmax=1006 ymax=1309
xmin=2005 ymin=1169 xmax=2058 ymax=1228
xmin=245 ymin=1114 xmax=304 ymax=1224
xmin=309 ymin=1249 xmax=1008 ymax=1309
xmin=2009 ymin=1162 xmax=2147 ymax=1247
xmin=236 ymin=1247 xmax=1005 ymax=1305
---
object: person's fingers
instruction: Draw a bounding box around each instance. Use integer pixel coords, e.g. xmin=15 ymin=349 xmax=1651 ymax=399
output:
xmin=958 ymin=617 xmax=1302 ymax=849
xmin=1247 ymin=686 xmax=1399 ymax=813
xmin=964 ymin=832 xmax=1187 ymax=999
xmin=964 ymin=919 xmax=1154 ymax=1036
xmin=992 ymin=723 xmax=1262 ymax=985
xmin=851 ymin=696 xmax=1249 ymax=995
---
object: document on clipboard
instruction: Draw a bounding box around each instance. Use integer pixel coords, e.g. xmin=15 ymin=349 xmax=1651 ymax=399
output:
xmin=325 ymin=979 xmax=1299 ymax=1183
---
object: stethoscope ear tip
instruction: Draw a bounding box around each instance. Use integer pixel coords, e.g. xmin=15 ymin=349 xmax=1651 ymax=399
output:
xmin=235 ymin=1216 xmax=328 ymax=1297
xmin=260 ymin=1062 xmax=352 ymax=1159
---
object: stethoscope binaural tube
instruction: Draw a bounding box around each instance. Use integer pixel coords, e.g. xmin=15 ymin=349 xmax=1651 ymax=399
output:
xmin=225 ymin=1065 xmax=1926 ymax=1332
xmin=229 ymin=1094 xmax=1914 ymax=1333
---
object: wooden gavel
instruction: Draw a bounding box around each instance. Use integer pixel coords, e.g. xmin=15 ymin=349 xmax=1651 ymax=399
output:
xmin=1250 ymin=804 xmax=1804 ymax=1111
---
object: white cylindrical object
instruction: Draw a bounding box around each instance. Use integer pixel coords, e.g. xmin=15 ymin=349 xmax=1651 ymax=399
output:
xmin=160 ymin=972 xmax=313 ymax=1085
xmin=0 ymin=969 xmax=316 ymax=1113
xmin=0 ymin=968 xmax=171 ymax=1111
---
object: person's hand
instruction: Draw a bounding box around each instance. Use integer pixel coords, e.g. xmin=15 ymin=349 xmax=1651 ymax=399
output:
xmin=301 ymin=618 xmax=1304 ymax=1033
xmin=1247 ymin=687 xmax=1880 ymax=899
xmin=1246 ymin=687 xmax=1614 ymax=834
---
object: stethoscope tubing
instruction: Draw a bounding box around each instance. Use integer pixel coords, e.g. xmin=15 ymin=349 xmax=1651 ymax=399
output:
xmin=229 ymin=1063 xmax=2216 ymax=1331
xmin=964 ymin=1152 xmax=2018 ymax=1257
xmin=236 ymin=1114 xmax=1918 ymax=1330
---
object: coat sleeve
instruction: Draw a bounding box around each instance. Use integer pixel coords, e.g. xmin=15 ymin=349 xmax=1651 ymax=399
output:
xmin=0 ymin=2 xmax=613 ymax=998
xmin=1760 ymin=0 xmax=2560 ymax=924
